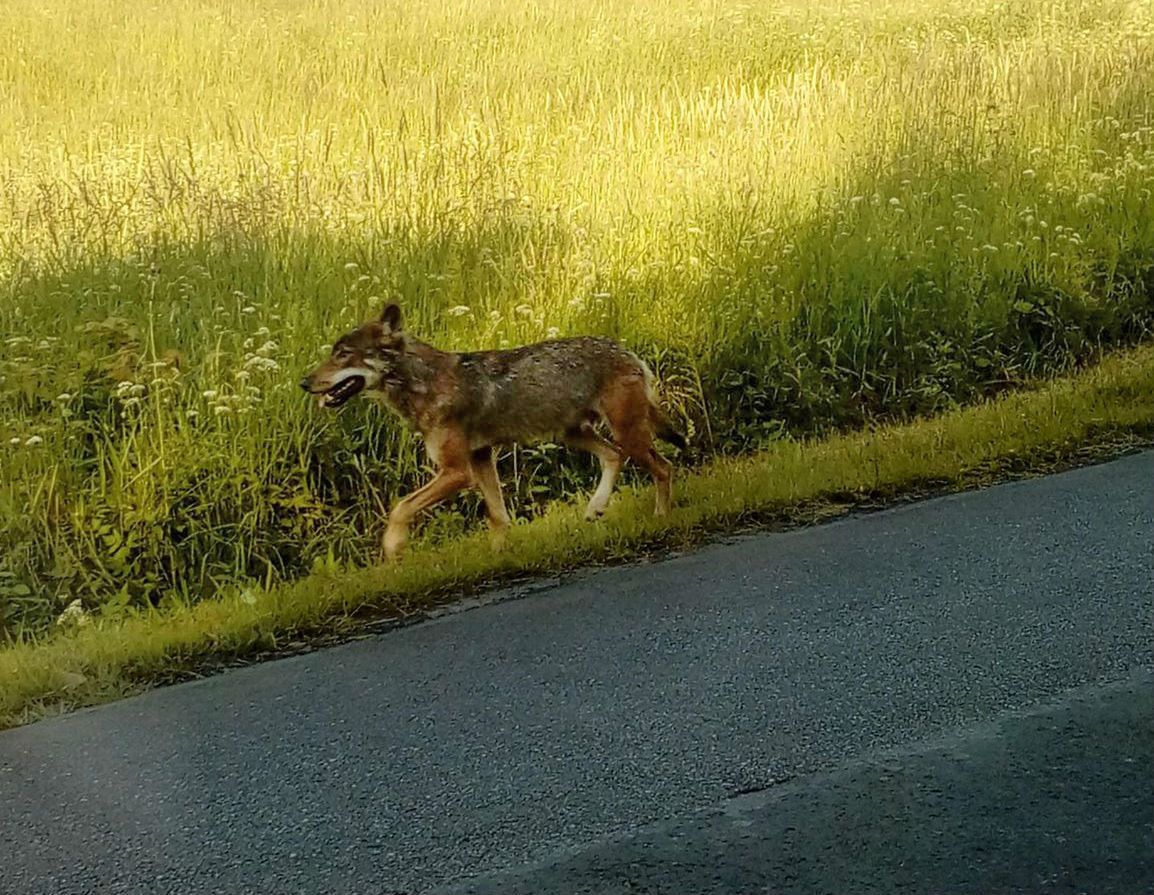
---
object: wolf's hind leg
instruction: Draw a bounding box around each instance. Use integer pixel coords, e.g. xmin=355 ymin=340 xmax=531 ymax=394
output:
xmin=470 ymin=447 xmax=511 ymax=549
xmin=563 ymin=424 xmax=623 ymax=520
xmin=601 ymin=378 xmax=673 ymax=516
xmin=635 ymin=447 xmax=672 ymax=516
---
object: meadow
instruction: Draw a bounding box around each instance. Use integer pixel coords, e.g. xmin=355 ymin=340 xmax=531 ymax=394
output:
xmin=1 ymin=0 xmax=1152 ymax=638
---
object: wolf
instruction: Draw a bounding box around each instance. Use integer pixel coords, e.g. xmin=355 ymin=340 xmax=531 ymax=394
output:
xmin=301 ymin=304 xmax=685 ymax=559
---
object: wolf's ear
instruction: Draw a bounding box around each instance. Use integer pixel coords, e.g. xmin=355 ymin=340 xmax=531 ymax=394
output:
xmin=379 ymin=303 xmax=403 ymax=334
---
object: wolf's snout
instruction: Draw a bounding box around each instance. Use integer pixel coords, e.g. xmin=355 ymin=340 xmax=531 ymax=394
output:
xmin=299 ymin=376 xmax=313 ymax=392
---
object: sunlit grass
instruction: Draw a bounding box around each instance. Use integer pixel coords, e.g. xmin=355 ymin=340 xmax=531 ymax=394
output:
xmin=0 ymin=0 xmax=1152 ymax=634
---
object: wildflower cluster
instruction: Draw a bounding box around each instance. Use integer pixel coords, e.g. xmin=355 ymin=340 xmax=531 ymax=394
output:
xmin=200 ymin=327 xmax=283 ymax=418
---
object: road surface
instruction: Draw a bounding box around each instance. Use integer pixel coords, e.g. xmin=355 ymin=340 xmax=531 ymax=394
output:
xmin=2 ymin=452 xmax=1151 ymax=894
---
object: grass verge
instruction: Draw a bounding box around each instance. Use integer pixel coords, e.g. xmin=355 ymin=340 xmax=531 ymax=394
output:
xmin=2 ymin=343 xmax=1153 ymax=730
xmin=3 ymin=0 xmax=1154 ymax=633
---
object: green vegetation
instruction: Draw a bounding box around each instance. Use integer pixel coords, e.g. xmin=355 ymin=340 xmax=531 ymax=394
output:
xmin=1 ymin=0 xmax=1152 ymax=638
xmin=2 ymin=343 xmax=1152 ymax=730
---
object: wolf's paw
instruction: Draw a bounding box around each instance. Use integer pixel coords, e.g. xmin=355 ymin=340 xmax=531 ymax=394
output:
xmin=382 ymin=528 xmax=408 ymax=562
xmin=489 ymin=528 xmax=509 ymax=552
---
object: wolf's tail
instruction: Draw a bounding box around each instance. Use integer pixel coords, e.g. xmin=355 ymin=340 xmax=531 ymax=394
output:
xmin=640 ymin=361 xmax=689 ymax=451
xmin=652 ymin=408 xmax=688 ymax=450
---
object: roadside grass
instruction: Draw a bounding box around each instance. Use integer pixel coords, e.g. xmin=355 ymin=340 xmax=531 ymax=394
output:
xmin=1 ymin=343 xmax=1151 ymax=730
xmin=2 ymin=0 xmax=1154 ymax=636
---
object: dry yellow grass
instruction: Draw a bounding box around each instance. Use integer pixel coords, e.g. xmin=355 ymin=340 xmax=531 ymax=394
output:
xmin=0 ymin=0 xmax=1151 ymax=635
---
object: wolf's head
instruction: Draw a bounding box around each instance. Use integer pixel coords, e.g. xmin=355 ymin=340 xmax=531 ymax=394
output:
xmin=300 ymin=303 xmax=406 ymax=409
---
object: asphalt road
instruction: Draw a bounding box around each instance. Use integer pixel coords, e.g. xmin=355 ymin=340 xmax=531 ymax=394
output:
xmin=1 ymin=452 xmax=1151 ymax=895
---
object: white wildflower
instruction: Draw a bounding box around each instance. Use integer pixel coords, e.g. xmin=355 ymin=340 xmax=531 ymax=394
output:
xmin=446 ymin=305 xmax=471 ymax=317
xmin=24 ymin=435 xmax=43 ymax=446
xmin=246 ymin=356 xmax=280 ymax=373
xmin=56 ymin=599 xmax=91 ymax=629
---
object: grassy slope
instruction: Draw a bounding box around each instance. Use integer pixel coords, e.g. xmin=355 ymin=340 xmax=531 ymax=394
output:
xmin=1 ymin=0 xmax=1152 ymax=634
xmin=1 ymin=343 xmax=1151 ymax=730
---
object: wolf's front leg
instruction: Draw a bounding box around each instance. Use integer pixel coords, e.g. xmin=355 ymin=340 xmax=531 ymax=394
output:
xmin=383 ymin=467 xmax=471 ymax=560
xmin=469 ymin=447 xmax=511 ymax=550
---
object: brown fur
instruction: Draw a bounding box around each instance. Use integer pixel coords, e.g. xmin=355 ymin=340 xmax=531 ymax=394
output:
xmin=301 ymin=304 xmax=683 ymax=559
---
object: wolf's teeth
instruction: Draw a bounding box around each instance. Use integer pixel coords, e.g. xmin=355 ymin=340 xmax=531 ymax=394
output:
xmin=316 ymin=373 xmax=365 ymax=409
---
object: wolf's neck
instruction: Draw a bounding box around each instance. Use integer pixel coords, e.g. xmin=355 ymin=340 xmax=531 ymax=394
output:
xmin=380 ymin=339 xmax=452 ymax=429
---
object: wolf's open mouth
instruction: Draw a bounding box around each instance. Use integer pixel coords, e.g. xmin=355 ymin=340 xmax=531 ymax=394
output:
xmin=321 ymin=375 xmax=366 ymax=408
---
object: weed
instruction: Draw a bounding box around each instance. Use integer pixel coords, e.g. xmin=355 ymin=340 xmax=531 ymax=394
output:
xmin=0 ymin=0 xmax=1152 ymax=634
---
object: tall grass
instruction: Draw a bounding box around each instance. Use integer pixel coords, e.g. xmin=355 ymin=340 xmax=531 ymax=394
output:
xmin=4 ymin=342 xmax=1153 ymax=729
xmin=1 ymin=0 xmax=1152 ymax=636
